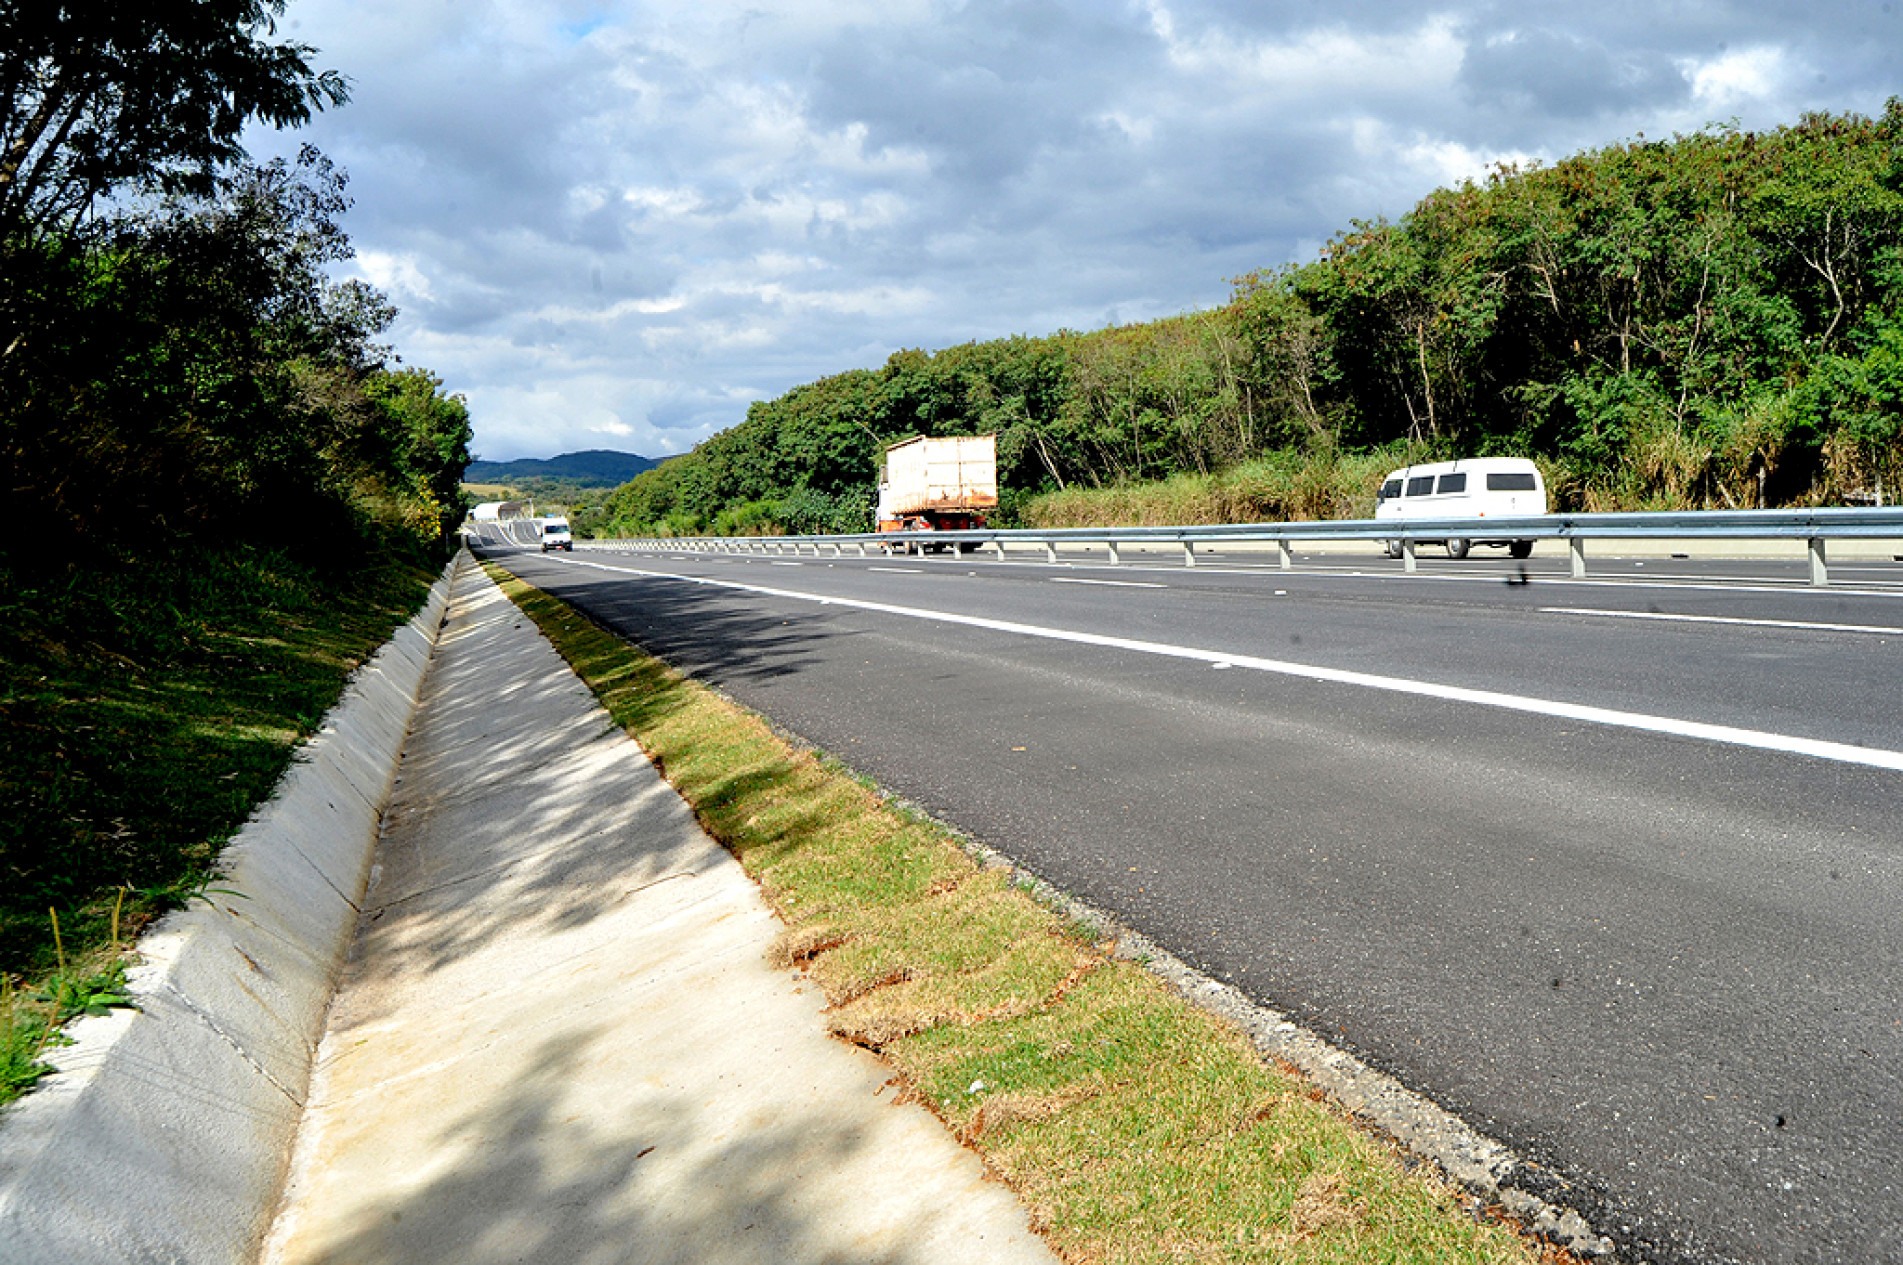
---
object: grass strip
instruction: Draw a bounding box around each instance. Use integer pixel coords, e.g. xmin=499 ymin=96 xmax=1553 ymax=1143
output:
xmin=487 ymin=561 xmax=1559 ymax=1264
xmin=1 ymin=544 xmax=437 ymax=1109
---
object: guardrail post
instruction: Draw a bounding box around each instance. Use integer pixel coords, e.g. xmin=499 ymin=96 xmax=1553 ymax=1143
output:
xmin=993 ymin=541 xmax=1006 ymax=561
xmin=1106 ymin=541 xmax=1120 ymax=566
xmin=1276 ymin=540 xmax=1293 ymax=571
xmin=1809 ymin=537 xmax=1829 ymax=587
xmin=1569 ymin=538 xmax=1587 ymax=579
xmin=1183 ymin=542 xmax=1196 ymax=568
xmin=1402 ymin=539 xmax=1418 ymax=574
xmin=1044 ymin=540 xmax=1058 ymax=563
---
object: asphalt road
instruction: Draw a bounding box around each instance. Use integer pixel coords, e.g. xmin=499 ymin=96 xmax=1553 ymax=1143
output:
xmin=485 ymin=541 xmax=1903 ymax=1264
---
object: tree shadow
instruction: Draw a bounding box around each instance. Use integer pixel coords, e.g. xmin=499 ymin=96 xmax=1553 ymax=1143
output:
xmin=330 ymin=581 xmax=738 ymax=1013
xmin=502 ymin=558 xmax=858 ymax=689
xmin=287 ymin=1027 xmax=988 ymax=1265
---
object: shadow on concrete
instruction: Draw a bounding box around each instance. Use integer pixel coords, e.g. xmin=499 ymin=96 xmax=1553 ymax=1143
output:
xmin=330 ymin=582 xmax=731 ymax=1011
xmin=295 ymin=1029 xmax=939 ymax=1265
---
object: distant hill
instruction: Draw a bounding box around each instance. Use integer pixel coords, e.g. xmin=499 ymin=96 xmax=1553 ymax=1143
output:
xmin=464 ymin=449 xmax=658 ymax=488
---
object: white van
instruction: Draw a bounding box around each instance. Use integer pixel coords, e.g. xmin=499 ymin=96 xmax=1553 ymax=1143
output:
xmin=1374 ymin=458 xmax=1546 ymax=559
xmin=539 ymin=516 xmax=573 ymax=552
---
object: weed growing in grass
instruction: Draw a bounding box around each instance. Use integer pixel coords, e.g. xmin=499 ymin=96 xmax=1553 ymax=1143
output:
xmin=0 ymin=900 xmax=136 ymax=1104
xmin=488 ymin=561 xmax=1555 ymax=1264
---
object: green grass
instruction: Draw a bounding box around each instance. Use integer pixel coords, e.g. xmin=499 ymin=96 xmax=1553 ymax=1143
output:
xmin=0 ymin=543 xmax=436 ymax=1108
xmin=487 ymin=562 xmax=1560 ymax=1265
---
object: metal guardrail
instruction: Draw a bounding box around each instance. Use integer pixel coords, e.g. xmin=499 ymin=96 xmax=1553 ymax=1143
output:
xmin=577 ymin=507 xmax=1903 ymax=588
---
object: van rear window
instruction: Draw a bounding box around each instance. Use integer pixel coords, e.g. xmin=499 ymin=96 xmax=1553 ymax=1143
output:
xmin=1379 ymin=479 xmax=1402 ymax=500
xmin=1486 ymin=472 xmax=1538 ymax=491
xmin=1436 ymin=473 xmax=1467 ymax=494
xmin=1406 ymin=476 xmax=1435 ymax=497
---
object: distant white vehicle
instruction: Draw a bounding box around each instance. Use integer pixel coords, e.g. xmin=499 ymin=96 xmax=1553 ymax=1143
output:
xmin=539 ymin=516 xmax=573 ymax=552
xmin=1374 ymin=457 xmax=1547 ymax=559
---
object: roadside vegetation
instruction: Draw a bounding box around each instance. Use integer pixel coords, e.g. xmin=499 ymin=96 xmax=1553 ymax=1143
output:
xmin=0 ymin=2 xmax=470 ymax=1106
xmin=601 ymin=103 xmax=1903 ymax=536
xmin=488 ymin=563 xmax=1565 ymax=1264
xmin=0 ymin=548 xmax=436 ymax=1104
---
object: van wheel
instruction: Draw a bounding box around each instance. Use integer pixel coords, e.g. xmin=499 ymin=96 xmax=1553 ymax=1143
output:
xmin=1383 ymin=539 xmax=1403 ymax=559
xmin=1446 ymin=538 xmax=1471 ymax=559
xmin=1508 ymin=540 xmax=1533 ymax=559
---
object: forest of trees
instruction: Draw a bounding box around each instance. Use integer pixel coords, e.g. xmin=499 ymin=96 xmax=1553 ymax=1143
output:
xmin=603 ymin=102 xmax=1903 ymax=535
xmin=1 ymin=0 xmax=473 ymax=576
xmin=0 ymin=1 xmax=472 ymax=1018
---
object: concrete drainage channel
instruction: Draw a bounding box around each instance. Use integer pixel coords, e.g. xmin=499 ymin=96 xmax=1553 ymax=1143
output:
xmin=0 ymin=556 xmax=461 ymax=1265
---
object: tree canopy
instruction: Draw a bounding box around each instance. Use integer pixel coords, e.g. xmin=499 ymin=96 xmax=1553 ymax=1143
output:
xmin=1 ymin=3 xmax=468 ymax=574
xmin=0 ymin=0 xmax=347 ymax=236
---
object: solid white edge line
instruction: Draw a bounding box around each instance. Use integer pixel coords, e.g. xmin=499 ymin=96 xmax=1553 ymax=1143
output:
xmin=559 ymin=556 xmax=1903 ymax=773
xmin=1049 ymin=577 xmax=1167 ymax=589
xmin=1542 ymin=607 xmax=1903 ymax=636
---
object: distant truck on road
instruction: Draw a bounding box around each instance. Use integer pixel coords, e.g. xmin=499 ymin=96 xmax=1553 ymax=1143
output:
xmin=876 ymin=434 xmax=998 ymax=551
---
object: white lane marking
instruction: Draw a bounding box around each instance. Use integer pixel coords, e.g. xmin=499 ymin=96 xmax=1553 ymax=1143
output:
xmin=572 ymin=549 xmax=1903 ymax=598
xmin=1050 ymin=577 xmax=1166 ymax=589
xmin=1543 ymin=607 xmax=1903 ymax=636
xmin=868 ymin=566 xmax=924 ymax=574
xmin=587 ymin=562 xmax=1903 ymax=773
xmin=770 ymin=561 xmax=804 ymax=567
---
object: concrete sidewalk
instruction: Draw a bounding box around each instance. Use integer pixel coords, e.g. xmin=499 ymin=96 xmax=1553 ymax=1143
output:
xmin=262 ymin=563 xmax=1056 ymax=1264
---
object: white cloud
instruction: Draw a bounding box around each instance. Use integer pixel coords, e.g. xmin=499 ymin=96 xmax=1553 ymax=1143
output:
xmin=1150 ymin=8 xmax=1467 ymax=101
xmin=1683 ymin=46 xmax=1791 ymax=110
xmin=355 ymin=250 xmax=435 ymax=305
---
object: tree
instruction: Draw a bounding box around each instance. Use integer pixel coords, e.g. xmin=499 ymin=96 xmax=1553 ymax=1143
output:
xmin=0 ymin=0 xmax=347 ymax=236
xmin=364 ymin=368 xmax=474 ymax=544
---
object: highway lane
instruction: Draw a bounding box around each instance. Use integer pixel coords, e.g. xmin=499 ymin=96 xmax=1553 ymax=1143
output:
xmin=488 ymin=544 xmax=1903 ymax=1264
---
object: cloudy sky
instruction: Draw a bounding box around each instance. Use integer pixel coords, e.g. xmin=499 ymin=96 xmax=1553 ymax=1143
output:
xmin=252 ymin=0 xmax=1900 ymax=462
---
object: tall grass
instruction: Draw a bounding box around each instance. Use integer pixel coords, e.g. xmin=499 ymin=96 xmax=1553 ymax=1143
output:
xmin=1021 ymin=445 xmax=1418 ymax=528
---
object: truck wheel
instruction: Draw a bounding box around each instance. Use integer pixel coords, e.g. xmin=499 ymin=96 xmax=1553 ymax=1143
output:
xmin=1446 ymin=538 xmax=1471 ymax=559
xmin=1383 ymin=539 xmax=1403 ymax=559
xmin=1508 ymin=540 xmax=1533 ymax=559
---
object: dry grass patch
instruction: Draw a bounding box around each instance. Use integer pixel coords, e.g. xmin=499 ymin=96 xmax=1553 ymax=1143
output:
xmin=487 ymin=562 xmax=1559 ymax=1265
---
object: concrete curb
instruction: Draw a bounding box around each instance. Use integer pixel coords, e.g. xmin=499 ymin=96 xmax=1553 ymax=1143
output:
xmin=0 ymin=554 xmax=463 ymax=1265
